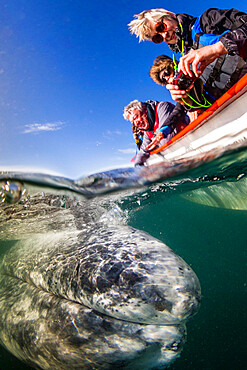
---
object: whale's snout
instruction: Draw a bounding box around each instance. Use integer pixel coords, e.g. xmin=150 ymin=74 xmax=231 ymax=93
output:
xmin=0 ymin=196 xmax=201 ymax=369
xmin=80 ymin=226 xmax=201 ymax=325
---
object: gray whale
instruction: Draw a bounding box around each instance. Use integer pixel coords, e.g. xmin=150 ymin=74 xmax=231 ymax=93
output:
xmin=0 ymin=191 xmax=201 ymax=369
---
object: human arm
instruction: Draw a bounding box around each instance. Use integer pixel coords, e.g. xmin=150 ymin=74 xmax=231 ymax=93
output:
xmin=145 ymin=128 xmax=170 ymax=151
xmin=145 ymin=103 xmax=187 ymax=150
xmin=134 ymin=134 xmax=151 ymax=166
xmin=179 ymin=8 xmax=247 ymax=76
xmin=201 ymin=8 xmax=247 ymax=58
xmin=178 ymin=42 xmax=228 ymax=77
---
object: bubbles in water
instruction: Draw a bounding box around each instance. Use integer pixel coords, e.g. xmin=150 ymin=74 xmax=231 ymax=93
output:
xmin=0 ymin=181 xmax=25 ymax=204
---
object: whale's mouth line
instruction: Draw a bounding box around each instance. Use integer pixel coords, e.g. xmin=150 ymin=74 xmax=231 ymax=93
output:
xmin=1 ymin=271 xmax=184 ymax=327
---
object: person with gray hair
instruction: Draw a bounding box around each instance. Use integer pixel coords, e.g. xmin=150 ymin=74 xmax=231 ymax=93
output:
xmin=129 ymin=8 xmax=247 ymax=104
xmin=123 ymin=99 xmax=189 ymax=166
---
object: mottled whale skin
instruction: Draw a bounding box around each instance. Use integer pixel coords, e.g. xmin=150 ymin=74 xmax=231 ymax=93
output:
xmin=0 ymin=193 xmax=201 ymax=369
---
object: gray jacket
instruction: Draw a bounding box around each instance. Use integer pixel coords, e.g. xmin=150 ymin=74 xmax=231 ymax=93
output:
xmin=135 ymin=100 xmax=189 ymax=166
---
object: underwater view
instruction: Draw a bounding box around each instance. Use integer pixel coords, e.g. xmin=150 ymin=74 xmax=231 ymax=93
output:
xmin=1 ymin=1 xmax=247 ymax=369
xmin=0 ymin=146 xmax=246 ymax=369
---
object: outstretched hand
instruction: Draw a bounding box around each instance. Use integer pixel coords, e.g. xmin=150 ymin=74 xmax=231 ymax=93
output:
xmin=145 ymin=132 xmax=164 ymax=151
xmin=178 ymin=41 xmax=228 ymax=77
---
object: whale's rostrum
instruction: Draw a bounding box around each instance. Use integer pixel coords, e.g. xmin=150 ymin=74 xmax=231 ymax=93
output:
xmin=0 ymin=192 xmax=201 ymax=369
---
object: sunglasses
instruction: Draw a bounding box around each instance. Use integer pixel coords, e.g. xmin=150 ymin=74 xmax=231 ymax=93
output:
xmin=152 ymin=22 xmax=167 ymax=44
xmin=160 ymin=70 xmax=170 ymax=84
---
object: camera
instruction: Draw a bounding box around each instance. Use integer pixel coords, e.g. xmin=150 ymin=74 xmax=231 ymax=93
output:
xmin=172 ymin=71 xmax=196 ymax=90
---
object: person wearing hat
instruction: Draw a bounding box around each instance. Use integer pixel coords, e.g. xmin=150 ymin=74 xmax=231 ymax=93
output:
xmin=123 ymin=99 xmax=189 ymax=166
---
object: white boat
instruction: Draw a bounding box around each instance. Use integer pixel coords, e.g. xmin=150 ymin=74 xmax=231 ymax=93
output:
xmin=147 ymin=73 xmax=247 ymax=167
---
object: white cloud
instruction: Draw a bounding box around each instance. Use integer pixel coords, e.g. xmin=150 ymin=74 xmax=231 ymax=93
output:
xmin=23 ymin=121 xmax=65 ymax=134
xmin=113 ymin=130 xmax=122 ymax=135
xmin=104 ymin=129 xmax=123 ymax=137
xmin=118 ymin=148 xmax=136 ymax=154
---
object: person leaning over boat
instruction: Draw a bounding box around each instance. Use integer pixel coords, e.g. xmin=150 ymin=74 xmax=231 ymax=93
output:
xmin=123 ymin=99 xmax=189 ymax=166
xmin=149 ymin=54 xmax=210 ymax=122
xmin=128 ymin=8 xmax=247 ymax=105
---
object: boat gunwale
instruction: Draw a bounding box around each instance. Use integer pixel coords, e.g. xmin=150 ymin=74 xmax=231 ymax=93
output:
xmin=150 ymin=73 xmax=247 ymax=156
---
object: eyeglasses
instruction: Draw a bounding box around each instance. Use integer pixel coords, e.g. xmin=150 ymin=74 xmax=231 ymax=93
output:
xmin=152 ymin=22 xmax=167 ymax=44
xmin=160 ymin=70 xmax=171 ymax=84
xmin=159 ymin=67 xmax=174 ymax=85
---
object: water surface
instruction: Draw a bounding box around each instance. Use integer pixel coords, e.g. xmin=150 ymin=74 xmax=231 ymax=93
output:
xmin=0 ymin=147 xmax=246 ymax=369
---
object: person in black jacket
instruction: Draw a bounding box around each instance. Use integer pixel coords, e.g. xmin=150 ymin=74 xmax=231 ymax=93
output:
xmin=128 ymin=8 xmax=247 ymax=105
xmin=123 ymin=99 xmax=189 ymax=165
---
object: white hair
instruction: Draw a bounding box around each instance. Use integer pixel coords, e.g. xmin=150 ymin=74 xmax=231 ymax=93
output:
xmin=123 ymin=100 xmax=144 ymax=120
xmin=128 ymin=8 xmax=176 ymax=42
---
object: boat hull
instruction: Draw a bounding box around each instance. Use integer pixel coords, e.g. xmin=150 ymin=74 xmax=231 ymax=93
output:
xmin=148 ymin=74 xmax=247 ymax=166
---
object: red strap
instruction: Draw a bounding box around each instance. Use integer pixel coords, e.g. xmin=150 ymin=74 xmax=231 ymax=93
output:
xmin=177 ymin=122 xmax=187 ymax=132
xmin=146 ymin=103 xmax=160 ymax=139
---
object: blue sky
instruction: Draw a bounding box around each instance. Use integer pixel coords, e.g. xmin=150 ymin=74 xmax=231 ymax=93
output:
xmin=0 ymin=0 xmax=246 ymax=178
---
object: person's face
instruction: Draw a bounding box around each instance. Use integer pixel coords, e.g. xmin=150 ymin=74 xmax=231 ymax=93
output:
xmin=159 ymin=68 xmax=174 ymax=85
xmin=127 ymin=108 xmax=149 ymax=130
xmin=148 ymin=18 xmax=177 ymax=44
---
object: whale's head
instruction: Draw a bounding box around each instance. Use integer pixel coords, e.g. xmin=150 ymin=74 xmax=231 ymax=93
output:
xmin=0 ymin=194 xmax=201 ymax=369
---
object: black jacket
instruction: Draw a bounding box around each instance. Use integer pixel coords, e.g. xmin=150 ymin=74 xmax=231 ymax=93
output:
xmin=170 ymin=8 xmax=247 ymax=57
xmin=169 ymin=8 xmax=247 ymax=99
xmin=198 ymin=8 xmax=247 ymax=58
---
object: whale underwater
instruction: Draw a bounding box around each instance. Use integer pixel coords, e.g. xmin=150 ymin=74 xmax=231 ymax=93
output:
xmin=0 ymin=187 xmax=201 ymax=369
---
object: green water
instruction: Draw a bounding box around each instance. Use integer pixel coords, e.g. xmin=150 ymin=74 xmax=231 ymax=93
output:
xmin=125 ymin=194 xmax=247 ymax=369
xmin=0 ymin=178 xmax=246 ymax=369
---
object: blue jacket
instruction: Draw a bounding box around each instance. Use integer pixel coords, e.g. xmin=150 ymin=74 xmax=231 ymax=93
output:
xmin=169 ymin=8 xmax=247 ymax=99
